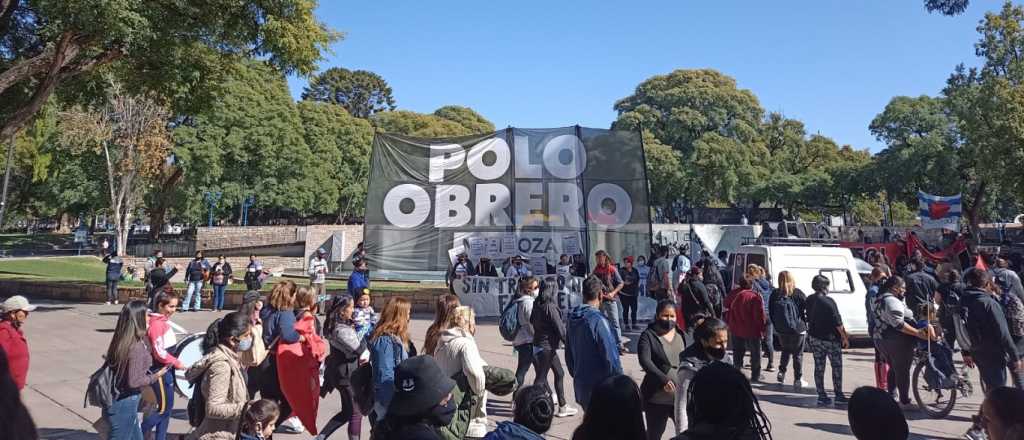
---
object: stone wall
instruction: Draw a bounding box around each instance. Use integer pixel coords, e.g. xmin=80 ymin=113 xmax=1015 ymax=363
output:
xmin=125 ymin=256 xmax=306 ymax=273
xmin=195 ymin=226 xmax=304 ymax=251
xmin=303 ymin=225 xmax=365 ymax=270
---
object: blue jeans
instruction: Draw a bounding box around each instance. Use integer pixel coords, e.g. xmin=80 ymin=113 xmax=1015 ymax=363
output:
xmin=601 ymin=298 xmax=623 ymax=347
xmin=106 ymin=393 xmax=142 ymax=440
xmin=184 ymin=281 xmax=204 ymax=311
xmin=140 ymin=369 xmax=174 ymax=440
xmin=212 ymin=284 xmax=227 ymax=310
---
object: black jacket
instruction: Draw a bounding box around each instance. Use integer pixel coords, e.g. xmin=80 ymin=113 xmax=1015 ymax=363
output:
xmin=530 ymin=293 xmax=566 ymax=350
xmin=961 ymin=288 xmax=1020 ymax=362
xmin=678 ymin=279 xmax=713 ymax=326
xmin=637 ymin=323 xmax=688 ymax=403
xmin=768 ymin=288 xmax=808 ymax=335
xmin=147 ymin=267 xmax=177 ymax=295
xmin=905 ymin=270 xmax=939 ymax=312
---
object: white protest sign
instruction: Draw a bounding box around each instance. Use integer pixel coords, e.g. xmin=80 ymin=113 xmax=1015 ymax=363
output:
xmin=453 ymin=275 xmax=585 ymax=317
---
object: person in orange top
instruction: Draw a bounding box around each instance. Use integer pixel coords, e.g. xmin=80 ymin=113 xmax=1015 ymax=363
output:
xmin=725 ymin=276 xmax=767 ymax=383
xmin=278 ymin=287 xmax=328 ymax=435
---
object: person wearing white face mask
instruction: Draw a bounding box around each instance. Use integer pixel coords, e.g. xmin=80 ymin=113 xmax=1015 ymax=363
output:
xmin=512 ymin=277 xmax=539 ymax=393
xmin=186 ymin=312 xmax=252 ymax=440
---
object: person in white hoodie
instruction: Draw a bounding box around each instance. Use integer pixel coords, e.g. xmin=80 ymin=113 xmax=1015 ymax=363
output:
xmin=511 ymin=277 xmax=538 ymax=392
xmin=434 ymin=306 xmax=490 ymax=439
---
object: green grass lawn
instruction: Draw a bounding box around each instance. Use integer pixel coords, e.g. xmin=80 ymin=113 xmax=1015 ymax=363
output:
xmin=0 ymin=256 xmax=441 ymax=293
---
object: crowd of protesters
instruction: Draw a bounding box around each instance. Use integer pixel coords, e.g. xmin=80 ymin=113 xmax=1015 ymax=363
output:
xmin=7 ymin=241 xmax=1024 ymax=440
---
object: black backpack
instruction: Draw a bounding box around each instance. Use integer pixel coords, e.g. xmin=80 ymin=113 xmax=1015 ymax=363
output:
xmin=187 ymin=375 xmax=206 ymax=427
xmin=84 ymin=363 xmax=121 ymax=409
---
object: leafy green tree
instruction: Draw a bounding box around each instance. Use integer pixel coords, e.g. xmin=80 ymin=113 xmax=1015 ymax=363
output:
xmin=433 ymin=106 xmax=494 ymax=134
xmin=296 ymin=101 xmax=374 ymax=221
xmin=372 ymin=108 xmax=494 ymax=137
xmin=173 ymin=62 xmax=316 ymax=224
xmin=301 ymin=67 xmax=396 ymax=118
xmin=942 ymin=1 xmax=1024 ymax=232
xmin=867 ymin=95 xmax=960 ymax=219
xmin=0 ymin=0 xmax=337 ymax=141
xmin=613 ymin=69 xmax=764 ymax=207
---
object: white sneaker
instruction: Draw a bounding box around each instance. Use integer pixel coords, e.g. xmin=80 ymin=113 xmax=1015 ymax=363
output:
xmin=555 ymin=405 xmax=579 ymax=417
xmin=794 ymin=379 xmax=808 ymax=390
xmin=104 ymin=301 xmax=111 ymax=305
xmin=113 ymin=300 xmax=119 ymax=305
xmin=277 ymin=416 xmax=305 ymax=434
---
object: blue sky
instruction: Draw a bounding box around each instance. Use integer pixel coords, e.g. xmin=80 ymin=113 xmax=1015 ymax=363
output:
xmin=287 ymin=0 xmax=1002 ymax=152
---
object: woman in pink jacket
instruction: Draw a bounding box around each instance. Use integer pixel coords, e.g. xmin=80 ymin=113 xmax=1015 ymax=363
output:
xmin=143 ymin=290 xmax=185 ymax=440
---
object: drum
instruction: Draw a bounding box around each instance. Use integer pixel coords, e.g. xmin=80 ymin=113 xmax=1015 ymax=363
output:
xmin=170 ymin=333 xmax=205 ymax=399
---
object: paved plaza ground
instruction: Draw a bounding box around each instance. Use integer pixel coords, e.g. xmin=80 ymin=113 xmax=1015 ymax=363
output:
xmin=20 ymin=298 xmax=978 ymax=440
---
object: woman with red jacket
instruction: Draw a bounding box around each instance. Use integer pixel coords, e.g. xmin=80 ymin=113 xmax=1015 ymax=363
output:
xmin=0 ymin=295 xmax=34 ymax=391
xmin=278 ymin=287 xmax=328 ymax=435
xmin=143 ymin=290 xmax=184 ymax=440
xmin=725 ymin=276 xmax=767 ymax=383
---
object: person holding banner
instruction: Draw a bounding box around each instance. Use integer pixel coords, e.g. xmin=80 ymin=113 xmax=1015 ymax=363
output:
xmin=506 ymin=255 xmax=532 ymax=278
xmin=447 ymin=253 xmax=476 ymax=294
xmin=593 ymin=250 xmax=626 ymax=354
xmin=476 ymin=257 xmax=498 ymax=277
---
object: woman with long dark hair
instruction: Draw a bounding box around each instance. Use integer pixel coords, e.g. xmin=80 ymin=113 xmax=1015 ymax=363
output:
xmin=424 ymin=294 xmax=460 ymax=355
xmin=368 ymin=297 xmax=414 ymax=425
xmin=571 ymin=375 xmax=646 ymax=440
xmin=186 ymin=312 xmax=252 ymax=440
xmin=318 ymin=294 xmax=366 ymax=440
xmin=637 ymin=300 xmax=687 ymax=440
xmin=105 ymin=300 xmax=168 ymax=440
xmin=676 ymin=361 xmax=772 ymax=440
xmin=530 ymin=278 xmax=577 ymax=417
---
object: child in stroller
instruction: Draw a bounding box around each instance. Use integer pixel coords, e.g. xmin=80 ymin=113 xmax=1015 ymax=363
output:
xmin=914 ymin=303 xmax=956 ymax=389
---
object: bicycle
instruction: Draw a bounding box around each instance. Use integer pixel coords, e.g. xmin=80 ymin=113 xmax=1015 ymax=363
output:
xmin=911 ymin=346 xmax=974 ymax=418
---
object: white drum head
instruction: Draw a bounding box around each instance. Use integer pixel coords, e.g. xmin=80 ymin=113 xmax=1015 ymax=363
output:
xmin=171 ymin=333 xmax=205 ymax=399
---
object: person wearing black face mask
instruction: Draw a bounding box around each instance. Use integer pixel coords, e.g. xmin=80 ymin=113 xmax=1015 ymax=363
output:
xmin=373 ymin=355 xmax=457 ymax=440
xmin=672 ymin=317 xmax=731 ymax=435
xmin=638 ymin=300 xmax=689 ymax=440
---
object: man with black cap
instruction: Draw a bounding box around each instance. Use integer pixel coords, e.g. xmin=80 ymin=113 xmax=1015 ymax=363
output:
xmin=373 ymin=355 xmax=457 ymax=440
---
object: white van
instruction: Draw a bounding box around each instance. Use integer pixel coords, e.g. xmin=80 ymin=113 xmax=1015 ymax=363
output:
xmin=729 ymin=244 xmax=869 ymax=337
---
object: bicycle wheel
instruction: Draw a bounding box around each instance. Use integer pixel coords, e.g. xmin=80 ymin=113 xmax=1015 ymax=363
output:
xmin=912 ymin=360 xmax=956 ymax=418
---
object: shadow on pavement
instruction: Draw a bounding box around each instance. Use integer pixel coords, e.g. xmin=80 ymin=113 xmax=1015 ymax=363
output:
xmin=794 ymin=422 xmax=851 ymax=435
xmin=33 ymin=305 xmax=73 ymax=313
xmin=38 ymin=428 xmax=99 ymax=439
xmin=94 ymin=329 xmax=115 ymax=333
xmin=755 ymin=392 xmax=817 ymax=408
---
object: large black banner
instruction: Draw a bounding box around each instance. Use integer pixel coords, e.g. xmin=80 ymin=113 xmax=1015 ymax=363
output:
xmin=363 ymin=127 xmax=651 ymax=272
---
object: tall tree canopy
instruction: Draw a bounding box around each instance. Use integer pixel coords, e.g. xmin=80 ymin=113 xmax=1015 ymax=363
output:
xmin=173 ymin=62 xmax=317 ymax=223
xmin=301 ymin=67 xmax=396 ymax=118
xmin=371 ymin=107 xmax=495 ymax=137
xmin=0 ymin=0 xmax=338 ymax=140
xmin=297 ymin=100 xmax=374 ymax=222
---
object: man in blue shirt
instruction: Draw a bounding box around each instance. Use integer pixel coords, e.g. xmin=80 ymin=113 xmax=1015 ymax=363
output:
xmin=347 ymin=259 xmax=370 ymax=298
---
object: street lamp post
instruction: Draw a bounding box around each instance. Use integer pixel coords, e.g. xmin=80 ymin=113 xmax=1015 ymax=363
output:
xmin=242 ymin=195 xmax=255 ymax=226
xmin=204 ymin=191 xmax=222 ymax=227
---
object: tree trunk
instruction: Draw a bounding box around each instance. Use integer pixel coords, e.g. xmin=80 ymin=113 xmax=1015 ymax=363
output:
xmin=57 ymin=212 xmax=72 ymax=233
xmin=0 ymin=132 xmax=13 ymax=228
xmin=963 ymin=180 xmax=987 ymax=252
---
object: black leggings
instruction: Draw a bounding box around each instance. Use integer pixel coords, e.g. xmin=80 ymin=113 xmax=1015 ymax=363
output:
xmin=533 ymin=347 xmax=567 ymax=406
xmin=620 ymin=294 xmax=638 ymax=327
xmin=644 ymin=402 xmax=675 ymax=440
